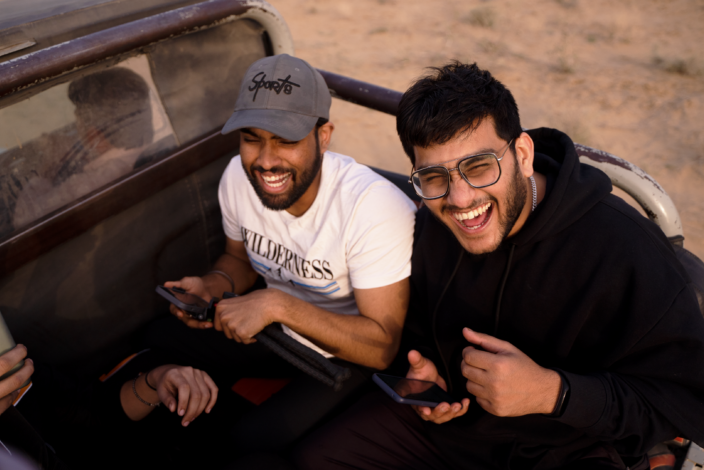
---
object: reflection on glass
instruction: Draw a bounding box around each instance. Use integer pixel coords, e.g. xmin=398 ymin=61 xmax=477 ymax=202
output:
xmin=0 ymin=56 xmax=177 ymax=238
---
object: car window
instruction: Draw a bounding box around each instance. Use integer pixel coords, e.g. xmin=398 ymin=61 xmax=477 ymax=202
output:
xmin=148 ymin=18 xmax=267 ymax=144
xmin=0 ymin=54 xmax=177 ymax=238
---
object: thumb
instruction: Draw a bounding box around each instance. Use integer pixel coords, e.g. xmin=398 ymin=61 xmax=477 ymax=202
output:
xmin=407 ymin=350 xmax=427 ymax=370
xmin=462 ymin=327 xmax=512 ymax=354
xmin=166 ymin=397 xmax=176 ymax=413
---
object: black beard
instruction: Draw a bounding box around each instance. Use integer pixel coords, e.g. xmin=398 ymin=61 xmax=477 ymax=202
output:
xmin=244 ymin=133 xmax=323 ymax=211
xmin=497 ymin=160 xmax=528 ymax=243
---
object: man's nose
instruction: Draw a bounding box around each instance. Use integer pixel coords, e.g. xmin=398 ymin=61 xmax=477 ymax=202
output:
xmin=446 ymin=172 xmax=477 ymax=208
xmin=256 ymin=141 xmax=282 ymax=169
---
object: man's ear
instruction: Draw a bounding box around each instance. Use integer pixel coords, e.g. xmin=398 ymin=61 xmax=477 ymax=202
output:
xmin=514 ymin=132 xmax=535 ymax=178
xmin=317 ymin=121 xmax=335 ymax=154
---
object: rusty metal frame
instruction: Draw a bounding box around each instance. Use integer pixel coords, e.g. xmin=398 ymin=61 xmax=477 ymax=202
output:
xmin=0 ymin=0 xmax=294 ymax=99
xmin=316 ymin=69 xmax=401 ymax=116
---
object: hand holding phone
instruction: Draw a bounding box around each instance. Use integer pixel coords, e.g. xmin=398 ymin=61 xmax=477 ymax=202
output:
xmin=402 ymin=350 xmax=470 ymax=424
xmin=162 ymin=277 xmax=215 ymax=329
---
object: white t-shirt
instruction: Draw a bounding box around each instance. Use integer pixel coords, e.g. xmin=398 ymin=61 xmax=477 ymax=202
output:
xmin=218 ymin=151 xmax=417 ymax=357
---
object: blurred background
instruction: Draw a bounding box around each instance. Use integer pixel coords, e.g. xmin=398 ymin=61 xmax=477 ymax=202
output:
xmin=273 ymin=0 xmax=704 ymax=258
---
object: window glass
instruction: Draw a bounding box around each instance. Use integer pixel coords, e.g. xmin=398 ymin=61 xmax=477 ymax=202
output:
xmin=0 ymin=54 xmax=177 ymax=238
xmin=148 ymin=18 xmax=267 ymax=144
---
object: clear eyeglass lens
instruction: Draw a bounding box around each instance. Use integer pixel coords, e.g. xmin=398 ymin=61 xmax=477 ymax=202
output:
xmin=412 ymin=167 xmax=449 ymax=198
xmin=412 ymin=154 xmax=501 ymax=198
xmin=459 ymin=154 xmax=500 ymax=188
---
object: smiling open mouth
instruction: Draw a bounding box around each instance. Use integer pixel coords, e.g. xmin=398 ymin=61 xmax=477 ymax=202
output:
xmin=452 ymin=202 xmax=492 ymax=230
xmin=261 ymin=172 xmax=291 ymax=189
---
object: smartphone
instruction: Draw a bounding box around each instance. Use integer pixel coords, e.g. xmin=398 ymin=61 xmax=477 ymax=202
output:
xmin=155 ymin=285 xmax=213 ymax=321
xmin=0 ymin=311 xmax=30 ymax=386
xmin=373 ymin=373 xmax=455 ymax=407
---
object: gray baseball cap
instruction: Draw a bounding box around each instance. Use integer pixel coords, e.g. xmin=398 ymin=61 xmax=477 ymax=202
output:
xmin=221 ymin=54 xmax=331 ymax=141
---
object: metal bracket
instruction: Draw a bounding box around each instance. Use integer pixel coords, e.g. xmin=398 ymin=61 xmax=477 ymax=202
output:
xmin=681 ymin=442 xmax=704 ymax=470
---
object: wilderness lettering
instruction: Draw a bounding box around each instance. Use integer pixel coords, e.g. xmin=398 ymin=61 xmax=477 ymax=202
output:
xmin=241 ymin=227 xmax=333 ymax=280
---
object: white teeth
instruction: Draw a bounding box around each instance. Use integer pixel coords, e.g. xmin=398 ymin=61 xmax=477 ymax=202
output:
xmin=452 ymin=202 xmax=492 ymax=221
xmin=262 ymin=173 xmax=291 ymax=188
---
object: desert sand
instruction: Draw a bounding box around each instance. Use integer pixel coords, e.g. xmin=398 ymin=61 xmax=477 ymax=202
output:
xmin=273 ymin=0 xmax=704 ymax=259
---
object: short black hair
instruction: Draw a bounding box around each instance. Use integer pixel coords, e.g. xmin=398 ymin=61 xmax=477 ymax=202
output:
xmin=69 ymin=67 xmax=153 ymax=149
xmin=397 ymin=62 xmax=522 ymax=166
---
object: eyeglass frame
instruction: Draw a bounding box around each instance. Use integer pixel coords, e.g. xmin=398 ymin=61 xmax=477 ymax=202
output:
xmin=407 ymin=139 xmax=514 ymax=200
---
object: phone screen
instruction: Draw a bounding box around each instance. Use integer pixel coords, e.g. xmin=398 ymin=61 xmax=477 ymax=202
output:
xmin=375 ymin=374 xmax=453 ymax=404
xmin=162 ymin=287 xmax=209 ymax=309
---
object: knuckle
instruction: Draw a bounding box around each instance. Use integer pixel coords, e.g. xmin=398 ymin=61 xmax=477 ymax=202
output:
xmin=9 ymin=373 xmax=23 ymax=390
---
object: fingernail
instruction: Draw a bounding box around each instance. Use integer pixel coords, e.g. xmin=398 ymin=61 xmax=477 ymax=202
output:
xmin=179 ymin=409 xmax=185 ymax=416
xmin=26 ymin=358 xmax=33 ymax=364
xmin=182 ymin=421 xmax=189 ymax=427
xmin=206 ymin=408 xmax=211 ymax=414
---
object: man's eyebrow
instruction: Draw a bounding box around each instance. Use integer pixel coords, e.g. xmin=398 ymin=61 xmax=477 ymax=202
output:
xmin=417 ymin=147 xmax=502 ymax=169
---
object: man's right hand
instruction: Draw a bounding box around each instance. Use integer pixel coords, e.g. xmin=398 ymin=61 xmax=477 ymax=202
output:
xmin=407 ymin=350 xmax=470 ymax=424
xmin=0 ymin=345 xmax=34 ymax=416
xmin=164 ymin=277 xmax=214 ymax=329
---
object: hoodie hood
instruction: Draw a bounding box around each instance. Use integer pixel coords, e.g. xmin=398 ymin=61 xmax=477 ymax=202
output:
xmin=511 ymin=128 xmax=612 ymax=247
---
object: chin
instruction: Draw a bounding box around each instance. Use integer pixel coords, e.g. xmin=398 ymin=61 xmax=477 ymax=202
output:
xmin=456 ymin=231 xmax=502 ymax=255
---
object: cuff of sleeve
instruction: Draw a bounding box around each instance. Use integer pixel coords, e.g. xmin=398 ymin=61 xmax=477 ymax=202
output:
xmin=551 ymin=371 xmax=607 ymax=430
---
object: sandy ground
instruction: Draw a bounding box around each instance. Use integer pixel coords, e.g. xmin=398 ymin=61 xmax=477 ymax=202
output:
xmin=273 ymin=0 xmax=704 ymax=260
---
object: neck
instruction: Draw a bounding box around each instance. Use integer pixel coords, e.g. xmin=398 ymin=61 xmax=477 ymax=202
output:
xmin=285 ymin=169 xmax=322 ymax=217
xmin=507 ymin=172 xmax=547 ymax=237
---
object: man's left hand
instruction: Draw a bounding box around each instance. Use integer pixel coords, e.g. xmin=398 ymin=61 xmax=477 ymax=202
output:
xmin=461 ymin=327 xmax=561 ymax=417
xmin=214 ymin=289 xmax=285 ymax=343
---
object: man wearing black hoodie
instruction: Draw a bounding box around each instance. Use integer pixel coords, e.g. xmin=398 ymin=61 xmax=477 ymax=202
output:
xmin=293 ymin=62 xmax=704 ymax=470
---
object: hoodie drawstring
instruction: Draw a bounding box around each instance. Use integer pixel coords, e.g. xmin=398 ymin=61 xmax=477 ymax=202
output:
xmin=431 ymin=249 xmax=464 ymax=393
xmin=494 ymin=244 xmax=516 ymax=337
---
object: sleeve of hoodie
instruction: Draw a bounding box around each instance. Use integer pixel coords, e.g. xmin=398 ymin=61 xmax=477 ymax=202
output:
xmin=552 ymin=285 xmax=704 ymax=453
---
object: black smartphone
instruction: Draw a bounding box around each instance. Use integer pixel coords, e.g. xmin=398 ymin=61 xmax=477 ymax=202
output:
xmin=372 ymin=373 xmax=455 ymax=407
xmin=155 ymin=285 xmax=213 ymax=321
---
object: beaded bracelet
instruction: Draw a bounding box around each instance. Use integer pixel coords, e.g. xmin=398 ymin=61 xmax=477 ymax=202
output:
xmin=132 ymin=375 xmax=159 ymax=407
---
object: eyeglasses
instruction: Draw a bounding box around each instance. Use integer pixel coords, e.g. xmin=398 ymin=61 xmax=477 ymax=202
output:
xmin=408 ymin=140 xmax=513 ymax=200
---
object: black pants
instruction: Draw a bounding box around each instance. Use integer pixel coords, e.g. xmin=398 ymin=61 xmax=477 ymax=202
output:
xmin=292 ymin=392 xmax=650 ymax=470
xmin=144 ymin=316 xmax=373 ymax=455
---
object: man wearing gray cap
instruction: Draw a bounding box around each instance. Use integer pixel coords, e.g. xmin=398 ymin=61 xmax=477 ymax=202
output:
xmin=155 ymin=54 xmax=416 ymax=451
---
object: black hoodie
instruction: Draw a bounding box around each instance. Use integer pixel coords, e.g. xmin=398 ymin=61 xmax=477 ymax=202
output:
xmin=404 ymin=128 xmax=704 ymax=469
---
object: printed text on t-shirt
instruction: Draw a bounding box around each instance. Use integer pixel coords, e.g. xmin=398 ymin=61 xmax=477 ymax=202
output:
xmin=241 ymin=227 xmax=334 ymax=280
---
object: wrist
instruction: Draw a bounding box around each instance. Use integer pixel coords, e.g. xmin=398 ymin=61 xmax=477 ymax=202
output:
xmin=201 ymin=274 xmax=227 ymax=299
xmin=270 ymin=290 xmax=296 ymax=325
xmin=134 ymin=374 xmax=160 ymax=405
xmin=539 ymin=368 xmax=563 ymax=415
